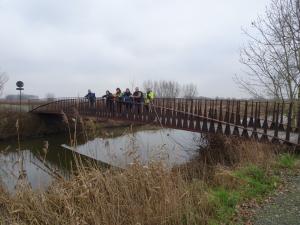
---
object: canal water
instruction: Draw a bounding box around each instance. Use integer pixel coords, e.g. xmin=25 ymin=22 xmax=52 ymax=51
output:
xmin=0 ymin=126 xmax=201 ymax=192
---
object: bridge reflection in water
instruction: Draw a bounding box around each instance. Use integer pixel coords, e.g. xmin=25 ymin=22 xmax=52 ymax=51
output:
xmin=31 ymin=97 xmax=300 ymax=147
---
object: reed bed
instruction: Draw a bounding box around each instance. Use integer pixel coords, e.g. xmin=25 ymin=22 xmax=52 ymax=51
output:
xmin=0 ymin=164 xmax=212 ymax=225
xmin=0 ymin=135 xmax=283 ymax=225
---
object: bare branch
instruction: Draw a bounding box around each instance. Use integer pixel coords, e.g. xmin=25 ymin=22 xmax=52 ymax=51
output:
xmin=181 ymin=83 xmax=198 ymax=98
xmin=237 ymin=0 xmax=300 ymax=101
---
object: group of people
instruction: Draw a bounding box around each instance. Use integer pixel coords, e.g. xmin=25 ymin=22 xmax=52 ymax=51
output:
xmin=85 ymin=87 xmax=155 ymax=111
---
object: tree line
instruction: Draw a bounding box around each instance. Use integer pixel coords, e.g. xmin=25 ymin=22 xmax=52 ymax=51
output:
xmin=143 ymin=80 xmax=198 ymax=98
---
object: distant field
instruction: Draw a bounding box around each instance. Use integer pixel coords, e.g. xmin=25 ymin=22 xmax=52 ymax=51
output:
xmin=0 ymin=100 xmax=48 ymax=112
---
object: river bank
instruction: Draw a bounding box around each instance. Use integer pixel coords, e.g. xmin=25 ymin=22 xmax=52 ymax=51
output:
xmin=0 ymin=135 xmax=297 ymax=225
xmin=0 ymin=111 xmax=65 ymax=140
xmin=0 ymin=111 xmax=158 ymax=141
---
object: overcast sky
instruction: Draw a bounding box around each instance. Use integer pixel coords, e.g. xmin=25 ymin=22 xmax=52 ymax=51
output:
xmin=0 ymin=0 xmax=270 ymax=98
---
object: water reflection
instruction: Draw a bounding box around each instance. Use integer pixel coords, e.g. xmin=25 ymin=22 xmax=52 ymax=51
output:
xmin=72 ymin=129 xmax=200 ymax=168
xmin=0 ymin=150 xmax=54 ymax=191
xmin=0 ymin=134 xmax=72 ymax=192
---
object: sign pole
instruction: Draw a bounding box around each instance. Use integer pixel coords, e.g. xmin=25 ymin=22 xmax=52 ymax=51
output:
xmin=19 ymin=89 xmax=21 ymax=113
xmin=16 ymin=81 xmax=24 ymax=113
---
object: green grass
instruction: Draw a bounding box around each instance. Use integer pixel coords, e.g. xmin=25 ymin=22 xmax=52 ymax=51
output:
xmin=277 ymin=153 xmax=297 ymax=169
xmin=234 ymin=165 xmax=278 ymax=198
xmin=209 ymin=165 xmax=278 ymax=225
xmin=209 ymin=188 xmax=240 ymax=225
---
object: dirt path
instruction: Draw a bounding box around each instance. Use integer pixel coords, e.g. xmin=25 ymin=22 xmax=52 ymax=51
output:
xmin=253 ymin=175 xmax=300 ymax=225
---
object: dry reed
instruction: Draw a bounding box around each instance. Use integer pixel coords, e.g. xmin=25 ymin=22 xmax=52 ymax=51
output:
xmin=174 ymin=134 xmax=278 ymax=184
xmin=0 ymin=134 xmax=281 ymax=225
xmin=0 ymin=164 xmax=212 ymax=225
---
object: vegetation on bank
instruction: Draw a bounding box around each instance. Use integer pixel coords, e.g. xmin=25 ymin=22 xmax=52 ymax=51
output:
xmin=0 ymin=109 xmax=158 ymax=141
xmin=0 ymin=135 xmax=298 ymax=225
xmin=0 ymin=111 xmax=65 ymax=140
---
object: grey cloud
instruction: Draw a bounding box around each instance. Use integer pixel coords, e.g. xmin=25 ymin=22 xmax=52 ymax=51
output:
xmin=0 ymin=0 xmax=270 ymax=98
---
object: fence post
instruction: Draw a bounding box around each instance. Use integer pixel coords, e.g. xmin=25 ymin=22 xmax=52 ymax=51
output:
xmin=202 ymin=99 xmax=208 ymax=132
xmin=224 ymin=100 xmax=231 ymax=135
xmin=270 ymin=102 xmax=276 ymax=129
xmin=272 ymin=103 xmax=280 ymax=143
xmin=242 ymin=101 xmax=248 ymax=127
xmin=261 ymin=101 xmax=269 ymax=142
xmin=251 ymin=102 xmax=258 ymax=140
xmin=285 ymin=102 xmax=293 ymax=143
xmin=248 ymin=101 xmax=254 ymax=127
xmin=279 ymin=103 xmax=285 ymax=131
xmin=230 ymin=100 xmax=235 ymax=124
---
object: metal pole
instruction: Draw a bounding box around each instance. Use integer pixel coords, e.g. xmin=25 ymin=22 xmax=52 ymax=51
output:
xmin=16 ymin=81 xmax=24 ymax=113
xmin=19 ymin=89 xmax=21 ymax=113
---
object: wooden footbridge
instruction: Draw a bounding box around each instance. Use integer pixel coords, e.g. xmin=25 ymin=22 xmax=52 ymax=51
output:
xmin=30 ymin=98 xmax=300 ymax=147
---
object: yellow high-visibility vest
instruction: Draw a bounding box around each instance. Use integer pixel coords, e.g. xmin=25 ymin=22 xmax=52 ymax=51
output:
xmin=145 ymin=91 xmax=155 ymax=103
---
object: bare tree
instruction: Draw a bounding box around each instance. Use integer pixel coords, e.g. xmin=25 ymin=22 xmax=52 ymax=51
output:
xmin=143 ymin=80 xmax=181 ymax=98
xmin=45 ymin=93 xmax=55 ymax=101
xmin=143 ymin=80 xmax=153 ymax=92
xmin=181 ymin=83 xmax=198 ymax=98
xmin=0 ymin=71 xmax=8 ymax=96
xmin=236 ymin=0 xmax=300 ymax=101
xmin=129 ymin=77 xmax=136 ymax=92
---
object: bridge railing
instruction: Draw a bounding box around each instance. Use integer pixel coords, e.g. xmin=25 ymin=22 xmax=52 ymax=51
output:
xmin=30 ymin=97 xmax=300 ymax=146
xmin=152 ymin=98 xmax=298 ymax=131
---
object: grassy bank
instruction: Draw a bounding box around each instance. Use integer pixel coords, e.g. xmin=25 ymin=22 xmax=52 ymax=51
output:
xmin=0 ymin=136 xmax=298 ymax=225
xmin=0 ymin=111 xmax=65 ymax=140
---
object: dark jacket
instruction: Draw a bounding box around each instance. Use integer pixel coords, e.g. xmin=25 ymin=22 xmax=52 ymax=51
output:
xmin=123 ymin=91 xmax=132 ymax=102
xmin=85 ymin=92 xmax=96 ymax=103
xmin=102 ymin=92 xmax=113 ymax=100
xmin=132 ymin=91 xmax=144 ymax=103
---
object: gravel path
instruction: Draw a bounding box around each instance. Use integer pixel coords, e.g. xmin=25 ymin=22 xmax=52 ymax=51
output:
xmin=253 ymin=175 xmax=300 ymax=225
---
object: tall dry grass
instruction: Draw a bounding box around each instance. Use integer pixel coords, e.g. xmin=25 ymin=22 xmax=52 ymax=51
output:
xmin=0 ymin=135 xmax=281 ymax=225
xmin=199 ymin=134 xmax=277 ymax=167
xmin=175 ymin=134 xmax=279 ymax=184
xmin=0 ymin=164 xmax=212 ymax=225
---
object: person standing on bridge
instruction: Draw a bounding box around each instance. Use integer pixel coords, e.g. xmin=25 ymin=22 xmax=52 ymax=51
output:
xmin=102 ymin=90 xmax=113 ymax=111
xmin=132 ymin=87 xmax=144 ymax=114
xmin=122 ymin=88 xmax=133 ymax=111
xmin=114 ymin=88 xmax=122 ymax=99
xmin=114 ymin=88 xmax=123 ymax=113
xmin=144 ymin=88 xmax=155 ymax=111
xmin=85 ymin=89 xmax=96 ymax=107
